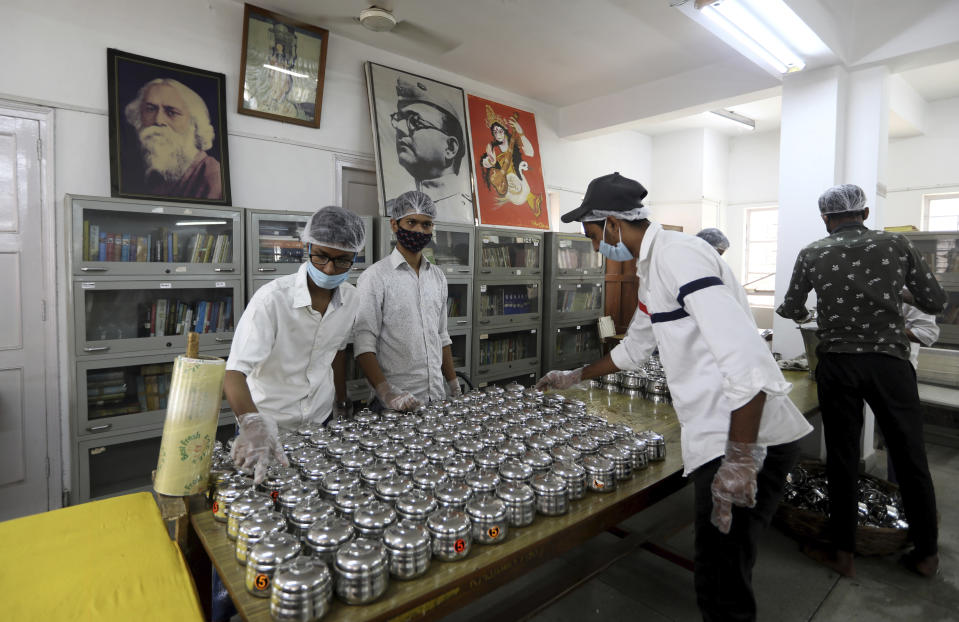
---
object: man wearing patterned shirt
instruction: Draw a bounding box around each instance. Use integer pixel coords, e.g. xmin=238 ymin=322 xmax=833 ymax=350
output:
xmin=777 ymin=184 xmax=946 ymax=578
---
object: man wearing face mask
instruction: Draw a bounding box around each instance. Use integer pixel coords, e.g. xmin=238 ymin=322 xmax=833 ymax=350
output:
xmin=354 ymin=190 xmax=459 ymax=411
xmin=224 ymin=206 xmax=365 ymax=483
xmin=536 ymin=173 xmax=811 ymax=622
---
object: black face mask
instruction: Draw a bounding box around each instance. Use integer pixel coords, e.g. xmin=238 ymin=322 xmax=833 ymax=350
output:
xmin=396 ymin=225 xmax=432 ymax=253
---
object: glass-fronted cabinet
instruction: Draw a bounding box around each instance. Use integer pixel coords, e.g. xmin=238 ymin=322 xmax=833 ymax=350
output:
xmin=473 ymin=326 xmax=541 ymax=380
xmin=449 ymin=330 xmax=470 ymax=374
xmin=71 ymin=195 xmax=242 ymax=276
xmin=547 ymin=232 xmax=604 ymax=277
xmin=447 ymin=277 xmax=472 ymax=329
xmin=475 ymin=371 xmax=537 ymax=390
xmin=935 ymin=288 xmax=959 ymax=344
xmin=903 ymin=231 xmax=959 ymax=285
xmin=545 ymin=320 xmax=602 ymax=372
xmin=552 ymin=279 xmax=604 ymax=321
xmin=475 ymin=280 xmax=541 ymax=327
xmin=377 ymin=218 xmax=474 ymax=275
xmin=476 ymin=228 xmax=543 ymax=277
xmin=73 ymin=279 xmax=241 ymax=355
xmin=75 ymin=352 xmax=231 ymax=434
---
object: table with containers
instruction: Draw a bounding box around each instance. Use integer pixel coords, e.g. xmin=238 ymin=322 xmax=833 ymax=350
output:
xmin=189 ymin=371 xmax=818 ymax=621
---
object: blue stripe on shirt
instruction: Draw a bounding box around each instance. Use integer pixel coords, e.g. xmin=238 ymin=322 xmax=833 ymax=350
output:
xmin=650 ymin=276 xmax=724 ymax=324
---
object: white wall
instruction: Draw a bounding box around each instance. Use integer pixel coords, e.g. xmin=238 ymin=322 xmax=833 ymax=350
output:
xmin=884 ymin=96 xmax=959 ymax=229
xmin=1 ymin=0 xmax=652 ymax=494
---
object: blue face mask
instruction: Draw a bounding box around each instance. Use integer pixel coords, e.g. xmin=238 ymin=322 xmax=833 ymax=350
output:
xmin=307 ymin=261 xmax=351 ymax=290
xmin=598 ymin=219 xmax=634 ymax=262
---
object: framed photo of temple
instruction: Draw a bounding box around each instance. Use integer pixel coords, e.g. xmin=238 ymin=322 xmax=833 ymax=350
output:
xmin=107 ymin=48 xmax=232 ymax=205
xmin=237 ymin=3 xmax=330 ymax=128
xmin=365 ymin=62 xmax=476 ymax=224
xmin=466 ymin=94 xmax=548 ymax=230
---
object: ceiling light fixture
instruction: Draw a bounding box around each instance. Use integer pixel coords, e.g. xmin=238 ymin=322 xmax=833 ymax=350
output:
xmin=710 ymin=108 xmax=756 ymax=130
xmin=696 ymin=0 xmax=805 ymax=74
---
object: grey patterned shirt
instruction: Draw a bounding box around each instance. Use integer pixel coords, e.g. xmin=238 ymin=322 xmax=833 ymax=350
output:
xmin=777 ymin=223 xmax=947 ymax=360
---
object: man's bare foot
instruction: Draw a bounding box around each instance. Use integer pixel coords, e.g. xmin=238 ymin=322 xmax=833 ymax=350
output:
xmin=901 ymin=551 xmax=939 ymax=578
xmin=802 ymin=544 xmax=856 ymax=578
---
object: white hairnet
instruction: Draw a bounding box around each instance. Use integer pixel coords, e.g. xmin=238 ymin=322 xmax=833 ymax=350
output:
xmin=387 ymin=190 xmax=437 ymax=220
xmin=582 ymin=206 xmax=650 ymax=222
xmin=819 ymin=184 xmax=867 ymax=215
xmin=301 ymin=206 xmax=366 ymax=253
xmin=696 ymin=228 xmax=730 ymax=251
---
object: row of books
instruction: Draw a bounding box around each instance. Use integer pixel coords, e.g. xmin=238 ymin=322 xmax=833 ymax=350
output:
xmin=86 ymin=363 xmax=173 ymax=418
xmin=446 ymin=295 xmax=464 ymax=317
xmin=259 ymin=234 xmax=306 ymax=264
xmin=555 ymin=332 xmax=599 ymax=355
xmin=82 ymin=221 xmax=232 ymax=263
xmin=479 ymin=336 xmax=533 ymax=365
xmin=480 ymin=289 xmax=534 ymax=316
xmin=141 ymin=298 xmax=234 ymax=337
xmin=481 ymin=246 xmax=538 ymax=268
xmin=556 ymin=290 xmax=600 ymax=313
xmin=556 ymin=248 xmax=602 ymax=270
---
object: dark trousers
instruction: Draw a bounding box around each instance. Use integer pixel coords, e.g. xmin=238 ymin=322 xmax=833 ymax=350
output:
xmin=816 ymin=352 xmax=938 ymax=556
xmin=693 ymin=440 xmax=800 ymax=622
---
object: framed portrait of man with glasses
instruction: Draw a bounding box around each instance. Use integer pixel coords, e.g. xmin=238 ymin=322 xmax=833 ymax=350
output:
xmin=365 ymin=62 xmax=477 ymax=224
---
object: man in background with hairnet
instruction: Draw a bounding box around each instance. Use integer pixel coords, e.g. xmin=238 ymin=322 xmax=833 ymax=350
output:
xmin=697 ymin=228 xmax=730 ymax=256
xmin=224 ymin=206 xmax=366 ymax=483
xmin=354 ymin=190 xmax=460 ymax=411
xmin=777 ymin=184 xmax=946 ymax=578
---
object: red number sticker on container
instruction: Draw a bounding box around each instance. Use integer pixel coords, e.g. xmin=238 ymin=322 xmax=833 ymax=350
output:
xmin=487 ymin=526 xmax=500 ymax=539
xmin=454 ymin=539 xmax=466 ymax=553
xmin=254 ymin=574 xmax=270 ymax=590
xmin=212 ymin=502 xmax=219 ymax=513
xmin=593 ymin=479 xmax=605 ymax=489
xmin=271 ymin=490 xmax=280 ymax=501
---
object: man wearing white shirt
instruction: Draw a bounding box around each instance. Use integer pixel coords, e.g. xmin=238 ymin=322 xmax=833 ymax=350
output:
xmin=537 ymin=173 xmax=812 ymax=622
xmin=224 ymin=206 xmax=366 ymax=483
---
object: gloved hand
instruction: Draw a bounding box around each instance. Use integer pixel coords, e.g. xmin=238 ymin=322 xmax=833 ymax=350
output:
xmin=710 ymin=440 xmax=767 ymax=534
xmin=374 ymin=381 xmax=422 ymax=412
xmin=446 ymin=377 xmax=462 ymax=397
xmin=230 ymin=412 xmax=288 ymax=485
xmin=535 ymin=367 xmax=584 ymax=391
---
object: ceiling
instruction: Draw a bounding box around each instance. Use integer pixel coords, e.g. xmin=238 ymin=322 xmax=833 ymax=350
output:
xmin=247 ymin=0 xmax=751 ymax=107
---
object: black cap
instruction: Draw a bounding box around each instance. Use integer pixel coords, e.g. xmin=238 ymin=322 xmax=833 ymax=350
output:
xmin=561 ymin=172 xmax=648 ymax=223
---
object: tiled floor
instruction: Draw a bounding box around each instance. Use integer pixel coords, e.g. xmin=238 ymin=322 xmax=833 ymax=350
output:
xmin=448 ymin=443 xmax=959 ymax=621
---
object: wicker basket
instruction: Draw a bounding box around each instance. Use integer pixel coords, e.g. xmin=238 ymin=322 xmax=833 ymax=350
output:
xmin=773 ymin=462 xmax=911 ymax=556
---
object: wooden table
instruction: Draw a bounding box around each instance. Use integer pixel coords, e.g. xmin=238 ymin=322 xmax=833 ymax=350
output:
xmin=188 ymin=372 xmax=818 ymax=622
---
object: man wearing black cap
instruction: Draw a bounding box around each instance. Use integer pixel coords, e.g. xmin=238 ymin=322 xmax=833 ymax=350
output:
xmin=537 ymin=172 xmax=811 ymax=621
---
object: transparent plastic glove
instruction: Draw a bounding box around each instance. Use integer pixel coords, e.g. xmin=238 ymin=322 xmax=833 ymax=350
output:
xmin=535 ymin=367 xmax=584 ymax=391
xmin=375 ymin=381 xmax=422 ymax=412
xmin=710 ymin=440 xmax=767 ymax=534
xmin=230 ymin=412 xmax=288 ymax=485
xmin=446 ymin=377 xmax=462 ymax=397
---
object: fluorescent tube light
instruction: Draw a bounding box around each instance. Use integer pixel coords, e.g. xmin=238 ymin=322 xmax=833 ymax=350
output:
xmin=263 ymin=63 xmax=311 ymax=79
xmin=710 ymin=109 xmax=756 ymax=130
xmin=176 ymin=220 xmax=227 ymax=226
xmin=699 ymin=0 xmax=805 ymax=74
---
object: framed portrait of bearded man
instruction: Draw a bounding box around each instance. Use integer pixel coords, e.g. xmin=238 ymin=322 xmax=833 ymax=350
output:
xmin=466 ymin=94 xmax=549 ymax=230
xmin=237 ymin=3 xmax=330 ymax=128
xmin=107 ymin=48 xmax=232 ymax=205
xmin=365 ymin=62 xmax=477 ymax=225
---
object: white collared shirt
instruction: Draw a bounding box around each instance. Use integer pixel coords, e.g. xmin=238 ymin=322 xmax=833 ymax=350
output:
xmin=354 ymin=247 xmax=452 ymax=404
xmin=902 ymin=302 xmax=939 ymax=368
xmin=610 ymin=222 xmax=813 ymax=475
xmin=226 ymin=263 xmax=358 ymax=431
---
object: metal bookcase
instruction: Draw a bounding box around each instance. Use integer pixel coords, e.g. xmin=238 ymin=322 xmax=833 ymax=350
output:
xmin=66 ymin=194 xmax=245 ymax=504
xmin=376 ymin=217 xmax=475 ymax=276
xmin=902 ymin=231 xmax=959 ymax=348
xmin=246 ymin=211 xmax=374 ymax=299
xmin=471 ymin=322 xmax=542 ymax=384
xmin=543 ymin=232 xmax=605 ymax=372
xmin=474 ymin=370 xmax=539 ymax=390
xmin=475 ymin=226 xmax=545 ymax=279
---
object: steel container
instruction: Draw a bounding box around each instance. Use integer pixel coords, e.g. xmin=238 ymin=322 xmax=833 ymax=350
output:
xmin=550 ymin=460 xmax=587 ymax=501
xmin=382 ymin=519 xmax=432 ymax=580
xmin=498 ymin=458 xmax=533 ymax=484
xmin=642 ymin=432 xmax=666 ymax=461
xmin=394 ymin=489 xmax=439 ymax=524
xmin=465 ymin=469 xmax=501 ymax=495
xmin=453 ymin=437 xmax=485 ymax=457
xmin=359 ymin=433 xmax=388 ymax=452
xmin=352 ymin=500 xmax=398 ymax=539
xmin=374 ymin=475 xmax=414 ymax=504
xmin=529 ymin=472 xmax=569 ymax=516
xmin=568 ymin=434 xmax=600 ymax=457
xmin=334 ymin=538 xmax=390 ymax=605
xmin=246 ymin=532 xmax=301 ymax=598
xmin=339 ymin=449 xmax=375 ymax=474
xmin=424 ymin=444 xmax=456 ymax=467
xmin=373 ymin=441 xmax=406 ymax=462
xmin=306 ymin=429 xmax=334 ymax=451
xmin=299 ymin=456 xmax=339 ymax=484
xmin=227 ymin=491 xmax=274 ymax=541
xmin=269 ymin=556 xmax=332 ymax=622
xmin=304 ymin=516 xmax=355 ymax=566
xmin=581 ymin=455 xmax=617 ymax=493
xmin=497 ymin=439 xmax=527 ymax=459
xmin=443 ymin=455 xmax=477 ymax=481
xmin=522 ymin=449 xmax=554 ymax=475
xmin=618 ymin=437 xmax=649 ymax=471
xmin=279 ymin=433 xmax=306 ymax=454
xmin=465 ymin=494 xmax=509 ymax=545
xmin=277 ymin=483 xmax=319 ymax=517
xmin=394 ymin=452 xmax=429 ymax=477
xmin=325 ymin=439 xmax=358 ymax=462
xmin=411 ymin=465 xmax=449 ymax=495
xmin=426 ymin=508 xmax=472 ymax=562
xmin=334 ymin=487 xmax=376 ymax=519
xmin=434 ymin=481 xmax=473 ymax=510
xmin=213 ymin=479 xmax=253 ymax=524
xmin=319 ymin=469 xmax=360 ymax=501
xmin=236 ymin=510 xmax=287 ymax=566
xmin=494 ymin=482 xmax=535 ymax=527
xmin=287 ymin=497 xmax=336 ymax=542
xmin=550 ymin=444 xmax=582 ymax=464
xmin=360 ymin=461 xmax=398 ymax=489
xmin=287 ymin=446 xmax=324 ymax=469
